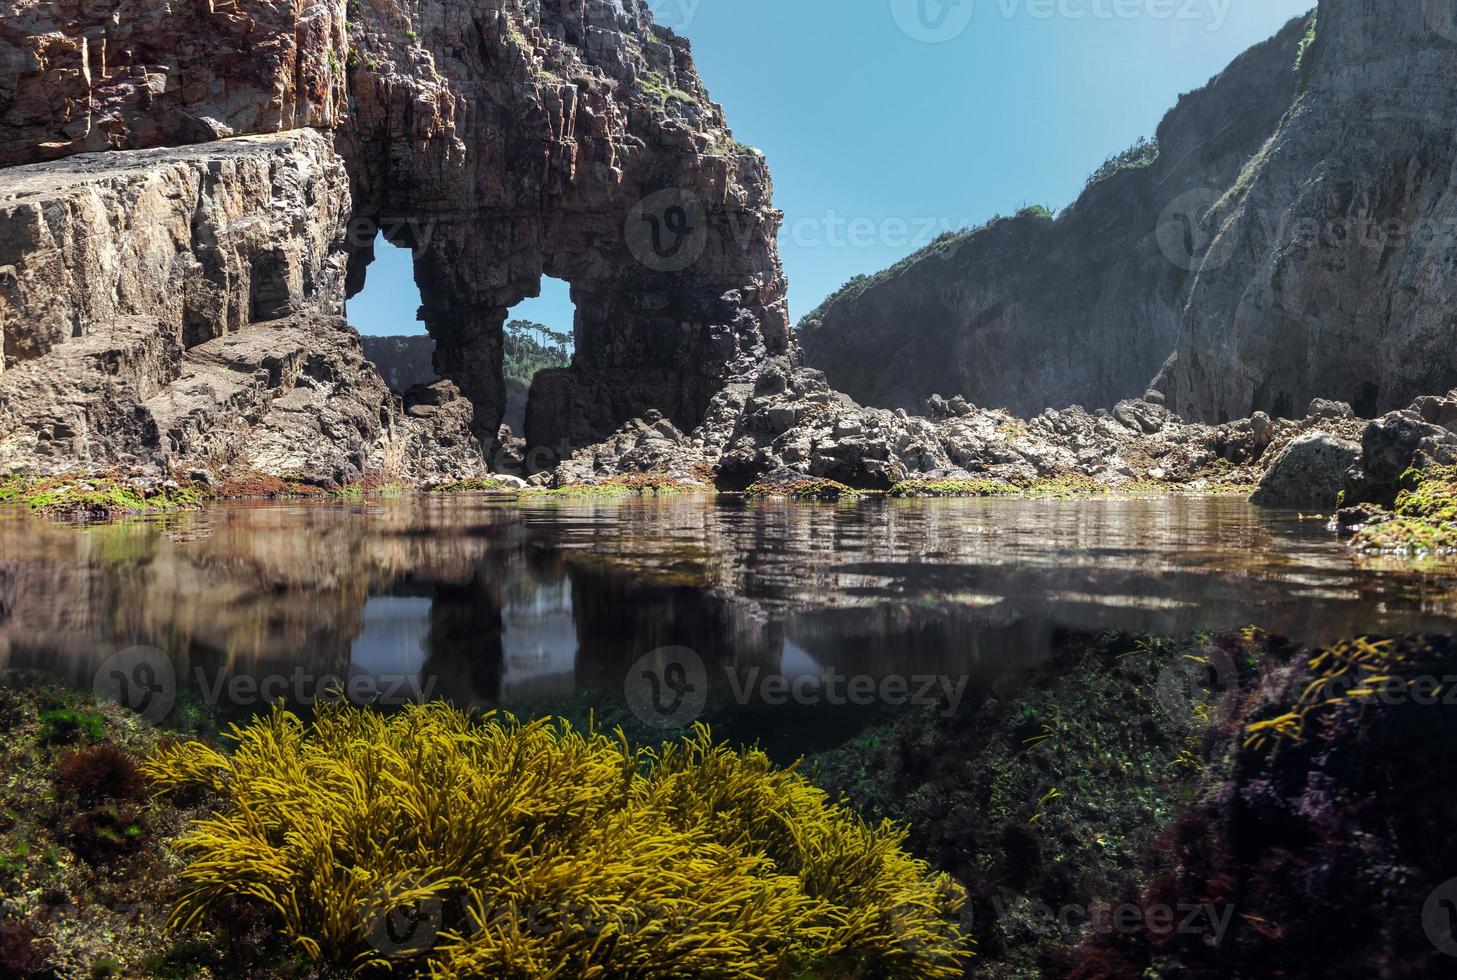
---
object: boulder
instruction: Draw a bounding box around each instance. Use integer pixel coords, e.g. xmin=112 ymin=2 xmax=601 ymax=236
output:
xmin=1342 ymin=407 xmax=1457 ymax=508
xmin=1250 ymin=433 xmax=1361 ymax=508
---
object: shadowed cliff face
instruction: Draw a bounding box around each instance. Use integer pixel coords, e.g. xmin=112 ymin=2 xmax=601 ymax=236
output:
xmin=796 ymin=15 xmax=1309 ymax=418
xmin=801 ymin=0 xmax=1457 ymax=424
xmin=1156 ymin=0 xmax=1457 ymax=423
xmin=0 ymin=0 xmax=788 ymax=479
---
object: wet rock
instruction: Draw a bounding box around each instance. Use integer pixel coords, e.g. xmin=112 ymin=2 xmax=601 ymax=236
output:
xmin=1251 ymin=432 xmax=1361 ymax=508
xmin=1342 ymin=405 xmax=1457 ymax=508
xmin=1329 ymin=503 xmax=1393 ymax=537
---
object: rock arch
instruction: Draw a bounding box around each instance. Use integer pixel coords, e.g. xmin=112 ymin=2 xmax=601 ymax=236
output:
xmin=340 ymin=0 xmax=789 ymax=458
xmin=0 ymin=0 xmax=788 ymax=478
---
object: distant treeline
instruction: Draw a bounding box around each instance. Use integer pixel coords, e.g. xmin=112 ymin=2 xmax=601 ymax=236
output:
xmin=504 ymin=319 xmax=571 ymax=385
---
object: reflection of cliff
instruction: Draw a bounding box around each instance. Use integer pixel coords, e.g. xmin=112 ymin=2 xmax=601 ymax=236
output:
xmin=5 ymin=495 xmax=1457 ymax=723
xmin=0 ymin=498 xmax=498 ymax=695
xmin=561 ymin=559 xmax=782 ymax=691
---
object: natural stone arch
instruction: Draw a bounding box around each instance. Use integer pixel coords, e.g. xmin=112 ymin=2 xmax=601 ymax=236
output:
xmin=340 ymin=0 xmax=789 ymax=461
xmin=0 ymin=0 xmax=787 ymax=482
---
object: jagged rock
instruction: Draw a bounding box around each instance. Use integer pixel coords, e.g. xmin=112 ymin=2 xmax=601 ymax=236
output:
xmin=1342 ymin=397 xmax=1457 ymax=507
xmin=1213 ymin=412 xmax=1278 ymax=464
xmin=1112 ymin=399 xmax=1174 ymax=435
xmin=0 ymin=0 xmax=348 ymax=165
xmin=538 ymin=351 xmax=1413 ymax=494
xmin=715 ymin=358 xmax=951 ymax=491
xmin=1251 ymin=432 xmax=1361 ymax=508
xmin=547 ymin=409 xmax=708 ymax=487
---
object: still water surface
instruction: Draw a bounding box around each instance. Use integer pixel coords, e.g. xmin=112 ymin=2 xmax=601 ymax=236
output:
xmin=3 ymin=495 xmax=1455 ymax=755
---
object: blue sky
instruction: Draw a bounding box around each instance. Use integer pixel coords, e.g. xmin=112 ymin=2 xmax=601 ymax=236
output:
xmin=349 ymin=0 xmax=1314 ymax=337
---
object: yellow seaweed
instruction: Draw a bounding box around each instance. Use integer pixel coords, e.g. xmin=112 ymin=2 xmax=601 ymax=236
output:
xmin=142 ymin=703 xmax=970 ymax=978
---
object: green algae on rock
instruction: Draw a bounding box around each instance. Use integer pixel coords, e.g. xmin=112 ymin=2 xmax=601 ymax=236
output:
xmin=1346 ymin=466 xmax=1457 ymax=556
xmin=0 ymin=474 xmax=205 ymax=522
xmin=744 ymin=477 xmax=863 ymax=501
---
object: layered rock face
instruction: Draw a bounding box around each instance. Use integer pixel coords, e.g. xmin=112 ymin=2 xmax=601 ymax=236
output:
xmin=340 ymin=0 xmax=789 ymax=454
xmin=0 ymin=131 xmax=480 ymax=484
xmin=801 ymin=0 xmax=1457 ymax=426
xmin=0 ymin=0 xmax=787 ymax=482
xmin=0 ymin=131 xmax=349 ymax=369
xmin=797 ymin=17 xmax=1308 ymax=417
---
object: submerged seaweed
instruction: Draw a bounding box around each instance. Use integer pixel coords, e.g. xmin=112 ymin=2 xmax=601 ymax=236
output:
xmin=143 ymin=702 xmax=970 ymax=978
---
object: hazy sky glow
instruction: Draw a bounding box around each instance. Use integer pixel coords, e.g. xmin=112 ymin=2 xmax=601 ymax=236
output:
xmin=349 ymin=0 xmax=1314 ymax=337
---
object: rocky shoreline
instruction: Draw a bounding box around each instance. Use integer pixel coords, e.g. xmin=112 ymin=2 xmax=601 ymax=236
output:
xmin=9 ymin=369 xmax=1457 ymax=562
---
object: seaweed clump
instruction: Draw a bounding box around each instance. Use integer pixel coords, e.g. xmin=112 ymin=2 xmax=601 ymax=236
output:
xmin=143 ymin=702 xmax=970 ymax=978
xmin=1346 ymin=466 xmax=1457 ymax=556
xmin=0 ymin=473 xmax=204 ymax=521
xmin=887 ymin=479 xmax=1019 ymax=498
xmin=745 ymin=477 xmax=862 ymax=501
xmin=1065 ymin=634 xmax=1457 ymax=977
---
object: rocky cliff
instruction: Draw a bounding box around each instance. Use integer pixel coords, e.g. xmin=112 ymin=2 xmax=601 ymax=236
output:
xmin=1156 ymin=0 xmax=1457 ymax=422
xmin=801 ymin=0 xmax=1457 ymax=426
xmin=0 ymin=0 xmax=787 ymax=484
xmin=797 ymin=15 xmax=1309 ymax=417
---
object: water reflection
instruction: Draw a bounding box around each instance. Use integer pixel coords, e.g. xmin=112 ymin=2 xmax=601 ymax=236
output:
xmin=2 ymin=495 xmax=1456 ymax=754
